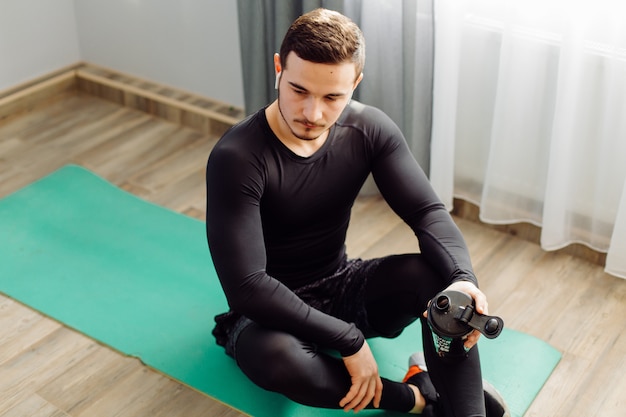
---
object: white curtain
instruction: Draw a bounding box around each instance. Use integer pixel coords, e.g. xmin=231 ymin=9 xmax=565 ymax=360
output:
xmin=430 ymin=0 xmax=626 ymax=279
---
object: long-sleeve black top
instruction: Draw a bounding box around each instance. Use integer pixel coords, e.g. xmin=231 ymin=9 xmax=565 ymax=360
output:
xmin=206 ymin=100 xmax=477 ymax=357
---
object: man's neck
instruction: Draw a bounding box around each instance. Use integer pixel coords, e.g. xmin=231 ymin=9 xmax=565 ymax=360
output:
xmin=265 ymin=101 xmax=329 ymax=158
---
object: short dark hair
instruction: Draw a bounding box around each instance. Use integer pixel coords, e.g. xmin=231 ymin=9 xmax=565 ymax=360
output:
xmin=279 ymin=8 xmax=365 ymax=79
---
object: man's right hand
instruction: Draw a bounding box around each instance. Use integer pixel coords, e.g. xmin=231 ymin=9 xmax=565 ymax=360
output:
xmin=339 ymin=340 xmax=383 ymax=413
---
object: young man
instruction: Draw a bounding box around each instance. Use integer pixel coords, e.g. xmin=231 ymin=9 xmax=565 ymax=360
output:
xmin=206 ymin=8 xmax=507 ymax=416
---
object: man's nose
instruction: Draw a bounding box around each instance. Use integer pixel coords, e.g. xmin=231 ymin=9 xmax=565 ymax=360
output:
xmin=303 ymin=97 xmax=323 ymax=122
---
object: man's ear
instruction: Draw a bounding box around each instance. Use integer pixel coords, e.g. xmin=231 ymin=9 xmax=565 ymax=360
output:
xmin=353 ymin=72 xmax=364 ymax=90
xmin=274 ymin=53 xmax=282 ymax=74
xmin=274 ymin=53 xmax=282 ymax=89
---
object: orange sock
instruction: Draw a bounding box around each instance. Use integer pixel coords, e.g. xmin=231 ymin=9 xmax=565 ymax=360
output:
xmin=402 ymin=365 xmax=423 ymax=383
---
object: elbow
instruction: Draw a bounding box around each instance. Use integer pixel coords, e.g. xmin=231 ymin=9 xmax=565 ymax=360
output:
xmin=220 ymin=270 xmax=268 ymax=316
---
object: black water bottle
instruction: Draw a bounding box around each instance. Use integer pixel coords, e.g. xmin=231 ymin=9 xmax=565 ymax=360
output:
xmin=427 ymin=290 xmax=504 ymax=360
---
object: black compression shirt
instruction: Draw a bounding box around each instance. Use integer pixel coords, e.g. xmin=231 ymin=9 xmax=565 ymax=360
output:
xmin=206 ymin=100 xmax=477 ymax=356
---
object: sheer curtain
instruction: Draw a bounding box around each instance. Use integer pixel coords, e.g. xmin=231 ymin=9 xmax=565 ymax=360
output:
xmin=430 ymin=0 xmax=626 ymax=279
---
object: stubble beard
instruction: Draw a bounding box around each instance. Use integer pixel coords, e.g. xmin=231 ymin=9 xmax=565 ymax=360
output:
xmin=277 ymin=90 xmax=326 ymax=142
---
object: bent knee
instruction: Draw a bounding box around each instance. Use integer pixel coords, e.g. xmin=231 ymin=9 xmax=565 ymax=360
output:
xmin=236 ymin=328 xmax=317 ymax=392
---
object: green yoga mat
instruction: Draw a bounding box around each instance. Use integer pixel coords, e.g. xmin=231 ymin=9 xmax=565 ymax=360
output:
xmin=0 ymin=165 xmax=560 ymax=417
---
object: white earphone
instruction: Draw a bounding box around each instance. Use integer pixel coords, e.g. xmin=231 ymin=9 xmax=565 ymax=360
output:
xmin=274 ymin=72 xmax=281 ymax=90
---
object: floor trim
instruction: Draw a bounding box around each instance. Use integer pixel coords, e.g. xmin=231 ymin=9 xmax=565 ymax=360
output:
xmin=0 ymin=62 xmax=245 ymax=137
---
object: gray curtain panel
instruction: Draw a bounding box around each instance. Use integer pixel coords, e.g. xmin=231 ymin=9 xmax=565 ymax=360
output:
xmin=236 ymin=0 xmax=347 ymax=115
xmin=236 ymin=0 xmax=433 ymax=176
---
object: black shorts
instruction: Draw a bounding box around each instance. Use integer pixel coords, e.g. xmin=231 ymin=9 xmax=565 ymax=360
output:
xmin=212 ymin=256 xmax=384 ymax=357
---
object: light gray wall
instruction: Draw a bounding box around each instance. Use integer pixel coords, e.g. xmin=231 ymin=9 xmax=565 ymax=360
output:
xmin=74 ymin=0 xmax=244 ymax=108
xmin=0 ymin=0 xmax=244 ymax=109
xmin=0 ymin=0 xmax=80 ymax=91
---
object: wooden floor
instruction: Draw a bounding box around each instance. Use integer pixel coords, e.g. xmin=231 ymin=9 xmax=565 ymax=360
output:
xmin=0 ymin=92 xmax=624 ymax=416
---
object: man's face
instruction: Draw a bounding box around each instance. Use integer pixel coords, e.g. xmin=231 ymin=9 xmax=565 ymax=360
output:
xmin=277 ymin=52 xmax=362 ymax=141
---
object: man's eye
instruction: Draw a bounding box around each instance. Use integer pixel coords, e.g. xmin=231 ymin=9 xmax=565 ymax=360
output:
xmin=294 ymin=89 xmax=306 ymax=95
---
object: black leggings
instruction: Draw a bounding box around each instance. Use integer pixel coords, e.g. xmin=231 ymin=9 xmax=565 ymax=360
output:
xmin=234 ymin=254 xmax=486 ymax=416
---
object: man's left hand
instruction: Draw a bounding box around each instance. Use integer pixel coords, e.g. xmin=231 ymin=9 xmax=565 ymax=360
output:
xmin=423 ymin=280 xmax=488 ymax=350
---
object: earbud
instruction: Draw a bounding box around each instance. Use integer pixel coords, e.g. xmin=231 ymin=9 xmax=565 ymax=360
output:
xmin=273 ymin=53 xmax=282 ymax=90
xmin=274 ymin=72 xmax=281 ymax=90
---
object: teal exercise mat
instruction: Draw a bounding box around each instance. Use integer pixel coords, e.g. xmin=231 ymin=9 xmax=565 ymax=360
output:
xmin=0 ymin=165 xmax=561 ymax=417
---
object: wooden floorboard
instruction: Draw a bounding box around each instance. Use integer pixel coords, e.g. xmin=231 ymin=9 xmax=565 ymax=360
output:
xmin=0 ymin=91 xmax=624 ymax=416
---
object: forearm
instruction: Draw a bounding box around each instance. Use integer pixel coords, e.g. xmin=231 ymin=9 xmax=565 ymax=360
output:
xmin=224 ymin=273 xmax=365 ymax=355
xmin=372 ymin=139 xmax=477 ymax=287
xmin=413 ymin=209 xmax=478 ymax=287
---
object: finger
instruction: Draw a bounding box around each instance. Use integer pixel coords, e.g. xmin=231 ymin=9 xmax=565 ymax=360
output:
xmin=352 ymin=384 xmax=374 ymax=413
xmin=475 ymin=296 xmax=488 ymax=315
xmin=340 ymin=380 xmax=367 ymax=410
xmin=422 ymin=298 xmax=433 ymax=318
xmin=343 ymin=382 xmax=368 ymax=412
xmin=464 ymin=329 xmax=481 ymax=349
xmin=471 ymin=289 xmax=488 ymax=315
xmin=338 ymin=384 xmax=359 ymax=408
xmin=352 ymin=380 xmax=375 ymax=413
xmin=373 ymin=376 xmax=383 ymax=408
xmin=447 ymin=282 xmax=489 ymax=315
